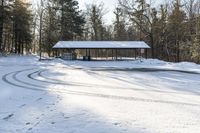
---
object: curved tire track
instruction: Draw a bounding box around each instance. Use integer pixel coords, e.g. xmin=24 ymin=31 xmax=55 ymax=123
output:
xmin=13 ymin=70 xmax=44 ymax=88
xmin=27 ymin=70 xmax=92 ymax=87
xmin=2 ymin=69 xmax=43 ymax=92
xmin=2 ymin=68 xmax=200 ymax=107
xmin=38 ymin=69 xmax=193 ymax=95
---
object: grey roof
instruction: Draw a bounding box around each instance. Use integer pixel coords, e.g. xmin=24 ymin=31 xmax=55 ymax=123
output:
xmin=53 ymin=41 xmax=150 ymax=49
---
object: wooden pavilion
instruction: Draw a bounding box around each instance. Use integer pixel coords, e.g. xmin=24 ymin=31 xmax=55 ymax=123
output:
xmin=53 ymin=41 xmax=150 ymax=60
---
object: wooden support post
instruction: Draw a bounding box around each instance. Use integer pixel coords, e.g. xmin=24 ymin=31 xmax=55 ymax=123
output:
xmin=120 ymin=49 xmax=122 ymax=60
xmin=116 ymin=49 xmax=118 ymax=60
xmin=95 ymin=49 xmax=97 ymax=60
xmin=102 ymin=49 xmax=103 ymax=60
xmin=145 ymin=49 xmax=148 ymax=59
xmin=97 ymin=49 xmax=99 ymax=60
xmin=56 ymin=49 xmax=58 ymax=57
xmin=106 ymin=49 xmax=108 ymax=60
xmin=112 ymin=49 xmax=113 ymax=60
xmin=135 ymin=49 xmax=136 ymax=59
xmin=89 ymin=49 xmax=91 ymax=60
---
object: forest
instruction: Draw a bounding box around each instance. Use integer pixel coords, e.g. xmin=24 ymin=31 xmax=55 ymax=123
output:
xmin=0 ymin=0 xmax=200 ymax=63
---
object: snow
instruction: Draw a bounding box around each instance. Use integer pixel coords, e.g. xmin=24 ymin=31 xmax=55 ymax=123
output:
xmin=53 ymin=41 xmax=150 ymax=49
xmin=0 ymin=55 xmax=200 ymax=133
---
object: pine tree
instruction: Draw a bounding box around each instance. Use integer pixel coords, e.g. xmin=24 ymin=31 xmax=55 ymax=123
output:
xmin=191 ymin=37 xmax=200 ymax=63
xmin=157 ymin=5 xmax=169 ymax=60
xmin=42 ymin=1 xmax=60 ymax=56
xmin=167 ymin=0 xmax=186 ymax=62
xmin=52 ymin=0 xmax=85 ymax=40
xmin=0 ymin=0 xmax=4 ymax=51
xmin=0 ymin=0 xmax=12 ymax=52
xmin=13 ymin=0 xmax=33 ymax=54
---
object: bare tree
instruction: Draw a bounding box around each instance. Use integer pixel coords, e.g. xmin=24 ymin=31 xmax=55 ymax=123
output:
xmin=118 ymin=0 xmax=157 ymax=58
xmin=85 ymin=2 xmax=108 ymax=40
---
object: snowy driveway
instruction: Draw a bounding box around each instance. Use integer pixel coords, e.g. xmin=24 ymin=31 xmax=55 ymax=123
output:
xmin=0 ymin=56 xmax=200 ymax=133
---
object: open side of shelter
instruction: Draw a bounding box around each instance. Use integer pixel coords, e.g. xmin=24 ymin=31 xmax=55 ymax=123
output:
xmin=52 ymin=41 xmax=150 ymax=61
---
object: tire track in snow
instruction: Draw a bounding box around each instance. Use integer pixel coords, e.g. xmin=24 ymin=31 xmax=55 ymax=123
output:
xmin=85 ymin=69 xmax=200 ymax=96
xmin=2 ymin=68 xmax=44 ymax=92
xmin=13 ymin=70 xmax=44 ymax=88
xmin=27 ymin=70 xmax=92 ymax=87
xmin=2 ymin=68 xmax=200 ymax=107
xmin=38 ymin=69 xmax=193 ymax=95
xmin=49 ymin=89 xmax=200 ymax=107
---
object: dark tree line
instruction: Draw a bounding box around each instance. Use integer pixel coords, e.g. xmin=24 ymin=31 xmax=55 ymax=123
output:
xmin=116 ymin=0 xmax=200 ymax=63
xmin=0 ymin=0 xmax=32 ymax=54
xmin=1 ymin=0 xmax=200 ymax=63
xmin=36 ymin=0 xmax=85 ymax=57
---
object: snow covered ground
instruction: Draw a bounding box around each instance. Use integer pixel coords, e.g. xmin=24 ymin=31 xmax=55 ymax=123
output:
xmin=0 ymin=55 xmax=200 ymax=133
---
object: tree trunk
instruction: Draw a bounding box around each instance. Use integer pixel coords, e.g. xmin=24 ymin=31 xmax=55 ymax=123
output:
xmin=150 ymin=34 xmax=154 ymax=58
xmin=18 ymin=38 xmax=21 ymax=54
xmin=15 ymin=32 xmax=18 ymax=54
xmin=21 ymin=42 xmax=24 ymax=55
xmin=177 ymin=40 xmax=180 ymax=62
xmin=0 ymin=0 xmax=4 ymax=51
xmin=61 ymin=0 xmax=64 ymax=40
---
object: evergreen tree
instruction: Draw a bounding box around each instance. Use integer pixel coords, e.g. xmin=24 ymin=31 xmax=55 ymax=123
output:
xmin=13 ymin=0 xmax=33 ymax=54
xmin=191 ymin=37 xmax=200 ymax=63
xmin=52 ymin=0 xmax=85 ymax=40
xmin=157 ymin=5 xmax=169 ymax=60
xmin=0 ymin=0 xmax=4 ymax=51
xmin=0 ymin=0 xmax=12 ymax=52
xmin=167 ymin=0 xmax=186 ymax=62
xmin=42 ymin=1 xmax=60 ymax=56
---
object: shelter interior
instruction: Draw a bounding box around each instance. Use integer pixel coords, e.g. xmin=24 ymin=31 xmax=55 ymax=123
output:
xmin=54 ymin=48 xmax=148 ymax=61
